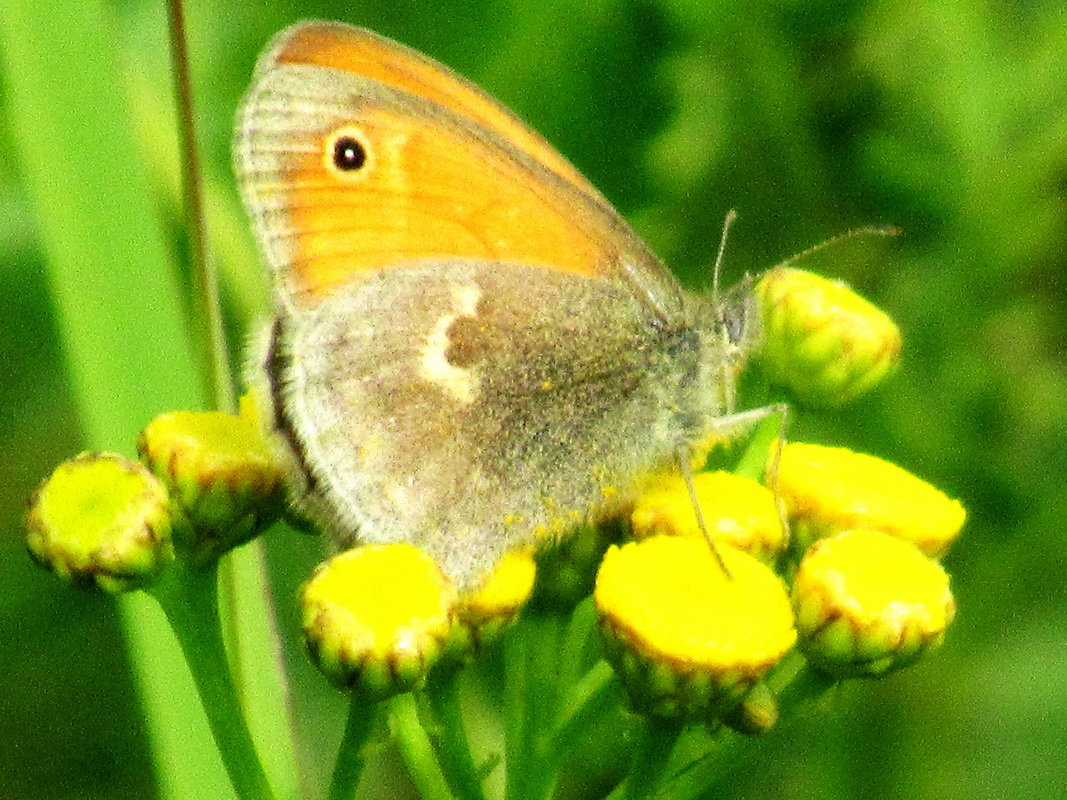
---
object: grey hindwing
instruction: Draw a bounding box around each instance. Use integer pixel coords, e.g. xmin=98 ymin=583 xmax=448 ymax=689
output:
xmin=273 ymin=259 xmax=703 ymax=587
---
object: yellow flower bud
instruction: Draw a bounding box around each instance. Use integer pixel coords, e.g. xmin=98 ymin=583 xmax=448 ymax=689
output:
xmin=792 ymin=529 xmax=955 ymax=677
xmin=25 ymin=452 xmax=174 ymax=592
xmin=301 ymin=544 xmax=456 ymax=696
xmin=137 ymin=399 xmax=285 ymax=562
xmin=447 ymin=548 xmax=537 ymax=662
xmin=756 ymin=267 xmax=901 ymax=406
xmin=630 ymin=471 xmax=786 ymax=563
xmin=595 ymin=536 xmax=795 ymax=723
xmin=775 ymin=442 xmax=966 ymax=557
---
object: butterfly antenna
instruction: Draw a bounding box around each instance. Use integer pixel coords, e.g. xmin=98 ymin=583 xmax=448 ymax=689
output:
xmin=711 ymin=209 xmax=738 ymax=302
xmin=676 ymin=445 xmax=732 ymax=580
xmin=775 ymin=224 xmax=900 ymax=270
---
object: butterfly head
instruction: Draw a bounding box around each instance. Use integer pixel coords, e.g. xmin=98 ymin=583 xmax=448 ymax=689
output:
xmin=686 ymin=276 xmax=759 ymax=418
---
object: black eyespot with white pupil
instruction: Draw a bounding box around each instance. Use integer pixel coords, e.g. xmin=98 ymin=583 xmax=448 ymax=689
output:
xmin=332 ymin=135 xmax=366 ymax=171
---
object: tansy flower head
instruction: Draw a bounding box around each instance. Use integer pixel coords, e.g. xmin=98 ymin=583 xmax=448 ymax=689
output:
xmin=630 ymin=470 xmax=786 ymax=563
xmin=792 ymin=529 xmax=954 ymax=678
xmin=301 ymin=544 xmax=456 ymax=696
xmin=775 ymin=442 xmax=966 ymax=557
xmin=756 ymin=266 xmax=901 ymax=407
xmin=595 ymin=536 xmax=795 ymax=723
xmin=446 ymin=548 xmax=537 ymax=663
xmin=25 ymin=452 xmax=174 ymax=592
xmin=137 ymin=397 xmax=285 ymax=563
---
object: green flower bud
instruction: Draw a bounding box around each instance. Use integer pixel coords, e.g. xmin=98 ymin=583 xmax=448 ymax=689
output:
xmin=25 ymin=452 xmax=174 ymax=592
xmin=137 ymin=397 xmax=285 ymax=562
xmin=756 ymin=267 xmax=901 ymax=407
xmin=722 ymin=680 xmax=778 ymax=736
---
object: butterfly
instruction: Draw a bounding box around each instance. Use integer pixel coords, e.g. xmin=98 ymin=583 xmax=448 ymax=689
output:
xmin=235 ymin=21 xmax=757 ymax=589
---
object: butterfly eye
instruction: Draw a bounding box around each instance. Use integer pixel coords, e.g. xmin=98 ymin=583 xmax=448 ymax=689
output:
xmin=326 ymin=129 xmax=369 ymax=174
xmin=723 ymin=304 xmax=746 ymax=345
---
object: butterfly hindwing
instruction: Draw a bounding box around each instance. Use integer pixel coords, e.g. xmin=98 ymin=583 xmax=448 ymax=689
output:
xmin=266 ymin=259 xmax=700 ymax=587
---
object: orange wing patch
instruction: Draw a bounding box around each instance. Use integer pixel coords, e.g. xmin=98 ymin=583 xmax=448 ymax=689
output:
xmin=269 ymin=22 xmax=600 ymax=199
xmin=277 ymin=108 xmax=609 ymax=303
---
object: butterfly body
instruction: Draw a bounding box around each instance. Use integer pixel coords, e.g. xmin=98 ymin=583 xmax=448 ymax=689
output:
xmin=237 ymin=22 xmax=752 ymax=588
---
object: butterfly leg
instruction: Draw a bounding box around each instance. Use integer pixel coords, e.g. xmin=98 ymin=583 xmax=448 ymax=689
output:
xmin=676 ymin=403 xmax=792 ymax=575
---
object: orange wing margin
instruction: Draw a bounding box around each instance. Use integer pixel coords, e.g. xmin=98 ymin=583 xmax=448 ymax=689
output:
xmin=269 ymin=22 xmax=601 ymax=199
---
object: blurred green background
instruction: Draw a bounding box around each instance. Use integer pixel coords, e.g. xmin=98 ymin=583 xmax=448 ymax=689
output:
xmin=2 ymin=0 xmax=1066 ymax=797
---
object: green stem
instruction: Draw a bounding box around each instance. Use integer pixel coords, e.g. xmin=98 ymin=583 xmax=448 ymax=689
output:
xmin=424 ymin=672 xmax=487 ymax=800
xmin=620 ymin=716 xmax=683 ymax=800
xmin=151 ymin=564 xmax=276 ymax=800
xmin=166 ymin=3 xmax=295 ymax=795
xmin=545 ymin=660 xmax=618 ymax=762
xmin=504 ymin=622 xmax=531 ymax=800
xmin=328 ymin=690 xmax=380 ymax=800
xmin=652 ymin=729 xmax=745 ymax=800
xmin=732 ymin=403 xmax=786 ymax=482
xmin=504 ymin=612 xmax=564 ymax=800
xmin=221 ymin=543 xmax=304 ymax=800
xmin=772 ymin=660 xmax=839 ymax=718
xmin=657 ymin=656 xmax=840 ymax=800
xmin=388 ymin=693 xmax=453 ymax=800
xmin=556 ymin=597 xmax=597 ymax=692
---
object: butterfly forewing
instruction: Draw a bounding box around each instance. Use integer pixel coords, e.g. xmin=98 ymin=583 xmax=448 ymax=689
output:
xmin=236 ymin=22 xmax=682 ymax=313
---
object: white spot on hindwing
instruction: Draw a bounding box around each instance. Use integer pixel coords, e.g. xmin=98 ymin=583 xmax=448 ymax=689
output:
xmin=420 ymin=284 xmax=482 ymax=404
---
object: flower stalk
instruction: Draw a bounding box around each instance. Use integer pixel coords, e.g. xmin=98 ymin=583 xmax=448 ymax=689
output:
xmin=328 ymin=690 xmax=380 ymax=800
xmin=150 ymin=563 xmax=277 ymax=800
xmin=388 ymin=693 xmax=454 ymax=800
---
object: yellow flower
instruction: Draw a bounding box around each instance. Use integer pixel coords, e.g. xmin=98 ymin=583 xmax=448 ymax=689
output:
xmin=25 ymin=452 xmax=174 ymax=592
xmin=756 ymin=267 xmax=901 ymax=406
xmin=792 ymin=529 xmax=954 ymax=677
xmin=595 ymin=536 xmax=795 ymax=723
xmin=775 ymin=442 xmax=966 ymax=557
xmin=447 ymin=548 xmax=537 ymax=662
xmin=137 ymin=398 xmax=285 ymax=562
xmin=630 ymin=471 xmax=786 ymax=563
xmin=301 ymin=544 xmax=456 ymax=696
